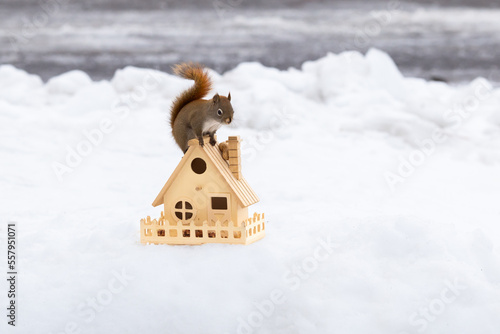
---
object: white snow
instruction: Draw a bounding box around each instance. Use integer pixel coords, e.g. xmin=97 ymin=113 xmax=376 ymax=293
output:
xmin=1 ymin=49 xmax=500 ymax=334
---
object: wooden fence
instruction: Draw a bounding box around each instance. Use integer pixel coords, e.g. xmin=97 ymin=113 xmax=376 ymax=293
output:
xmin=140 ymin=212 xmax=265 ymax=245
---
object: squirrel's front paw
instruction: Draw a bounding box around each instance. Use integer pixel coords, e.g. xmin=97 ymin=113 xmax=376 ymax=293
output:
xmin=210 ymin=138 xmax=217 ymax=146
xmin=198 ymin=138 xmax=204 ymax=147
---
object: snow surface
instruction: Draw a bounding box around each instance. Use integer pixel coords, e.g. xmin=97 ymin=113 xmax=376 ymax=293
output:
xmin=1 ymin=49 xmax=500 ymax=334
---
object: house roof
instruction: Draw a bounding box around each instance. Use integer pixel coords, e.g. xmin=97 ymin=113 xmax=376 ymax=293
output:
xmin=152 ymin=136 xmax=259 ymax=208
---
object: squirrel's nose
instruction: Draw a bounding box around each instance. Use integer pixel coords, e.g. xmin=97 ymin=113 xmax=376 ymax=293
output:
xmin=226 ymin=118 xmax=232 ymax=124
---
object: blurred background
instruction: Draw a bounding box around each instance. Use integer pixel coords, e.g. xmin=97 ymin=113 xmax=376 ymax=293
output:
xmin=0 ymin=0 xmax=499 ymax=83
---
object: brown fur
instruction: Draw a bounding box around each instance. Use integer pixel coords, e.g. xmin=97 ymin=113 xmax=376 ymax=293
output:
xmin=170 ymin=63 xmax=212 ymax=131
xmin=170 ymin=63 xmax=234 ymax=152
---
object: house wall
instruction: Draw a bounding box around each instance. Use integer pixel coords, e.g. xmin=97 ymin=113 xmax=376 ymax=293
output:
xmin=162 ymin=148 xmax=247 ymax=227
xmin=236 ymin=203 xmax=248 ymax=228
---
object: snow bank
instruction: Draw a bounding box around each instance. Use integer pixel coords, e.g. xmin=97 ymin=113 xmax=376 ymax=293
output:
xmin=1 ymin=49 xmax=499 ymax=334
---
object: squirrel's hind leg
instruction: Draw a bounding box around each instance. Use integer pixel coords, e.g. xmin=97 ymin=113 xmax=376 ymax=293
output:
xmin=180 ymin=126 xmax=196 ymax=152
xmin=192 ymin=125 xmax=204 ymax=147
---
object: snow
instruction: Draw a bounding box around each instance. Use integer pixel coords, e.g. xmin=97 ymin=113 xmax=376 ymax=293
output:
xmin=1 ymin=48 xmax=500 ymax=333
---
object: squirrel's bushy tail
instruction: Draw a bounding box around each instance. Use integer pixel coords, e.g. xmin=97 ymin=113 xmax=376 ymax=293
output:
xmin=170 ymin=63 xmax=212 ymax=130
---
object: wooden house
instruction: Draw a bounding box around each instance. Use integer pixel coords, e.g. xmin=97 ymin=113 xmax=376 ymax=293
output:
xmin=140 ymin=136 xmax=265 ymax=245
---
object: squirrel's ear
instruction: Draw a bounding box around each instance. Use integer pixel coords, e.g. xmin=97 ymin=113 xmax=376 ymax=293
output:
xmin=228 ymin=92 xmax=231 ymax=101
xmin=213 ymin=93 xmax=220 ymax=104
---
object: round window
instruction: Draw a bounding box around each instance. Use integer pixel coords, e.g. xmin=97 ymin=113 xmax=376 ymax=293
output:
xmin=191 ymin=158 xmax=207 ymax=174
xmin=174 ymin=200 xmax=195 ymax=221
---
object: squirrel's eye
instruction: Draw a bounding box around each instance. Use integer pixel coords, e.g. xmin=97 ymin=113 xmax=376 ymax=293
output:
xmin=217 ymin=109 xmax=223 ymax=116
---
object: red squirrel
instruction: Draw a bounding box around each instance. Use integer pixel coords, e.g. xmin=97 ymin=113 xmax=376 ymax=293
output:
xmin=170 ymin=63 xmax=234 ymax=152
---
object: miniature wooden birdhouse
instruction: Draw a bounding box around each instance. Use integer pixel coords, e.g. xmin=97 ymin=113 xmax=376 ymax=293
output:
xmin=140 ymin=135 xmax=265 ymax=245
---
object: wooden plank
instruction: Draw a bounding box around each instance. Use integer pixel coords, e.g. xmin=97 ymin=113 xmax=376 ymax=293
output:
xmin=228 ymin=156 xmax=241 ymax=165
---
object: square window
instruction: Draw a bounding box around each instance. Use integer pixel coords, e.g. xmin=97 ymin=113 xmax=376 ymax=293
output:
xmin=145 ymin=229 xmax=152 ymax=236
xmin=169 ymin=229 xmax=177 ymax=237
xmin=220 ymin=230 xmax=228 ymax=238
xmin=208 ymin=230 xmax=216 ymax=238
xmin=195 ymin=230 xmax=203 ymax=238
xmin=211 ymin=197 xmax=228 ymax=210
xmin=157 ymin=229 xmax=165 ymax=237
xmin=182 ymin=230 xmax=190 ymax=237
xmin=233 ymin=231 xmax=241 ymax=239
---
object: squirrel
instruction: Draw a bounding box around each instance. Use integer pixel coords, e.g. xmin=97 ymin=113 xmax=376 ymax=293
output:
xmin=170 ymin=62 xmax=234 ymax=153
